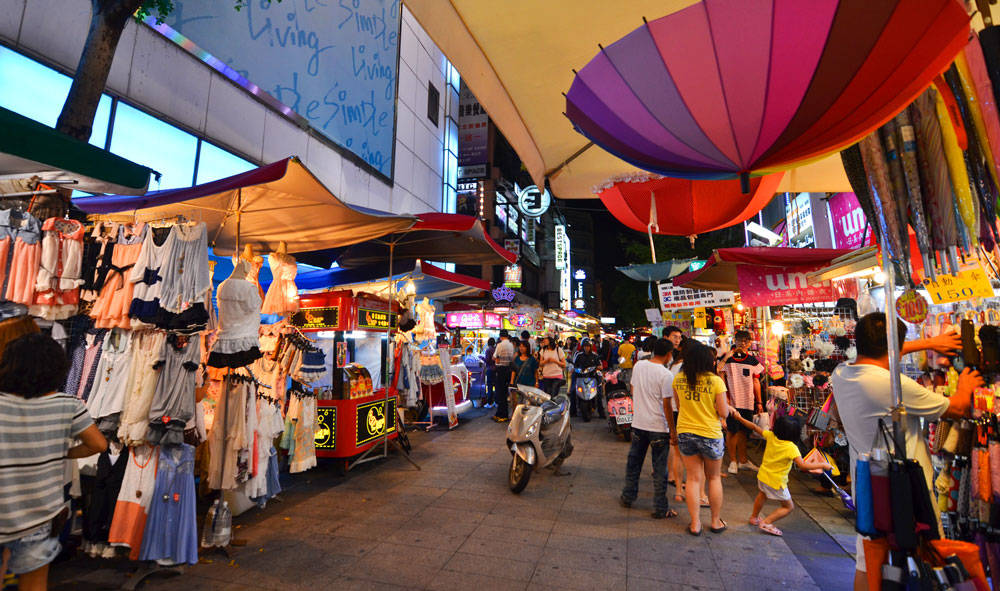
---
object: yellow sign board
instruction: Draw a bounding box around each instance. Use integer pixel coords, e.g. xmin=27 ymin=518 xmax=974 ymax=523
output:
xmin=922 ymin=266 xmax=994 ymax=304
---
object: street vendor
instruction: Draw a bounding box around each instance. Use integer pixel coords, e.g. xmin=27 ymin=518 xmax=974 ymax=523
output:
xmin=830 ymin=312 xmax=982 ymax=591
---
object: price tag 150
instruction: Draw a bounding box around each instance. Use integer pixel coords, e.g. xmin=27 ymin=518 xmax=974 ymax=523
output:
xmin=922 ymin=266 xmax=995 ymax=304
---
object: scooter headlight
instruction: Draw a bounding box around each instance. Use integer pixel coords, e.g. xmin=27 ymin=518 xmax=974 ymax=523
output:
xmin=525 ymin=423 xmax=538 ymax=437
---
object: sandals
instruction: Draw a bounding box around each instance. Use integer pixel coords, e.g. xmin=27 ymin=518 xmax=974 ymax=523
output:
xmin=749 ymin=517 xmax=761 ymax=526
xmin=687 ymin=524 xmax=702 ymax=536
xmin=675 ymin=493 xmax=685 ymax=503
xmin=708 ymin=520 xmax=727 ymax=534
xmin=700 ymin=497 xmax=710 ymax=508
xmin=758 ymin=522 xmax=783 ymax=536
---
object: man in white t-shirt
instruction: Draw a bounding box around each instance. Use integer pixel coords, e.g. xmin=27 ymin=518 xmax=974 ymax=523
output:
xmin=831 ymin=312 xmax=980 ymax=591
xmin=620 ymin=338 xmax=677 ymax=519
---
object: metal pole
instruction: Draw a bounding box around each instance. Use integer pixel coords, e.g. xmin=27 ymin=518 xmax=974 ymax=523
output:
xmin=881 ymin=234 xmax=906 ymax=451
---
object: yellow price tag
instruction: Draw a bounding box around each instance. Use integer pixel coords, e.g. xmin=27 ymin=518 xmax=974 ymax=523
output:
xmin=922 ymin=265 xmax=994 ymax=304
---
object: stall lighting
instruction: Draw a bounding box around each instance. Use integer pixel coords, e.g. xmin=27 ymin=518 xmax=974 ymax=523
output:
xmin=348 ymin=331 xmax=368 ymax=339
xmin=873 ymin=271 xmax=887 ymax=285
xmin=404 ymin=280 xmax=417 ymax=296
xmin=770 ymin=321 xmax=785 ymax=337
xmin=736 ymin=303 xmax=745 ymax=312
xmin=316 ymin=330 xmax=337 ymax=339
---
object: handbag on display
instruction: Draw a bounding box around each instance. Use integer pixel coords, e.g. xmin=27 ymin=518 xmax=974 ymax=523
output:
xmin=753 ymin=412 xmax=770 ymax=432
xmin=807 ymin=394 xmax=833 ymax=431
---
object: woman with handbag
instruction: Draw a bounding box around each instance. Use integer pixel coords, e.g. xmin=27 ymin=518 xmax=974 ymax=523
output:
xmin=538 ymin=337 xmax=566 ymax=397
xmin=510 ymin=340 xmax=539 ymax=409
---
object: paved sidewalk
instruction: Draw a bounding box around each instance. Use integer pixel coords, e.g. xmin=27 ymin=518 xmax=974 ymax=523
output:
xmin=51 ymin=411 xmax=857 ymax=591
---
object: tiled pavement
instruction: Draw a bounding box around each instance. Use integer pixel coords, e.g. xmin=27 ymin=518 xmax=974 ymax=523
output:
xmin=51 ymin=409 xmax=857 ymax=590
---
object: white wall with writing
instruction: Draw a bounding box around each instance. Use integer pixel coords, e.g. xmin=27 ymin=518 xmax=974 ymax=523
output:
xmin=0 ymin=0 xmax=449 ymax=214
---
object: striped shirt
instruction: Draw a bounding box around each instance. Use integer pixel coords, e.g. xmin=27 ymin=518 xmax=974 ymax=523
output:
xmin=722 ymin=353 xmax=764 ymax=410
xmin=0 ymin=392 xmax=92 ymax=542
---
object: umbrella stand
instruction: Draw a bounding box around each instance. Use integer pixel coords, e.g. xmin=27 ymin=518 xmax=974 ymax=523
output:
xmin=881 ymin=233 xmax=906 ymax=453
xmin=350 ymin=238 xmax=421 ymax=472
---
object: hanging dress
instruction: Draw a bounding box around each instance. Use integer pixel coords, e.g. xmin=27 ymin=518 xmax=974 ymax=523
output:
xmin=156 ymin=223 xmax=211 ymax=333
xmin=128 ymin=226 xmax=173 ymax=327
xmin=90 ymin=224 xmax=146 ymax=329
xmin=207 ymin=277 xmax=262 ymax=369
xmin=0 ymin=209 xmax=42 ymax=317
xmin=85 ymin=329 xmax=134 ymax=435
xmin=139 ymin=444 xmax=198 ymax=565
xmin=146 ymin=334 xmax=202 ymax=446
xmin=288 ymin=394 xmax=317 ymax=474
xmin=117 ymin=330 xmax=166 ymax=445
xmin=261 ymin=252 xmax=300 ymax=316
xmin=108 ymin=444 xmax=158 ymax=560
xmin=207 ymin=379 xmax=249 ymax=490
xmin=82 ymin=447 xmax=129 ymax=556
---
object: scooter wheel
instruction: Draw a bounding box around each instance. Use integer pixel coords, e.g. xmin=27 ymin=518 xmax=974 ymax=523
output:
xmin=581 ymin=400 xmax=592 ymax=422
xmin=508 ymin=454 xmax=532 ymax=493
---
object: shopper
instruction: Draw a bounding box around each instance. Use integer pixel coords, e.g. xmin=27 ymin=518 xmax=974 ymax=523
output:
xmin=599 ymin=337 xmax=613 ymax=369
xmin=566 ymin=337 xmax=580 ymax=417
xmin=538 ymin=337 xmax=566 ymax=397
xmin=0 ymin=333 xmax=108 ymax=591
xmin=673 ymin=343 xmax=729 ymax=536
xmin=511 ymin=340 xmax=539 ymax=389
xmin=617 ymin=335 xmax=636 ymax=386
xmin=727 ymin=411 xmax=831 ymax=536
xmin=668 ymin=338 xmax=707 ymax=505
xmin=521 ymin=330 xmax=536 ymax=354
xmin=492 ymin=330 xmax=516 ymax=422
xmin=831 ymin=313 xmax=979 ymax=591
xmin=664 ymin=326 xmax=683 ymax=351
xmin=483 ymin=337 xmax=497 ymax=408
xmin=719 ymin=330 xmax=764 ymax=474
xmin=637 ymin=336 xmax=656 ymax=361
xmin=574 ymin=339 xmax=606 ymax=419
xmin=620 ymin=338 xmax=677 ymax=519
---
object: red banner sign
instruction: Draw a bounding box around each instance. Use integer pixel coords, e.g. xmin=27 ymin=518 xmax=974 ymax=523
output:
xmin=737 ymin=264 xmax=842 ymax=307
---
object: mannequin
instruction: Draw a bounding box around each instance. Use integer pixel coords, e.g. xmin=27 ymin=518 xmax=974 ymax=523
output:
xmin=233 ymin=243 xmax=264 ymax=300
xmin=228 ymin=259 xmax=250 ymax=280
xmin=262 ymin=241 xmax=300 ymax=316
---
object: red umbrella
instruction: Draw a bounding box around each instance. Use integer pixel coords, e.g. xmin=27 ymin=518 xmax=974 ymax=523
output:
xmin=566 ymin=0 xmax=969 ymax=186
xmin=596 ymin=172 xmax=784 ymax=236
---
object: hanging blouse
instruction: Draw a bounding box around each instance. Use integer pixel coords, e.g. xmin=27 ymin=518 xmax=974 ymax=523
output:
xmin=90 ymin=224 xmax=146 ymax=329
xmin=127 ymin=226 xmax=173 ymax=327
xmin=85 ymin=329 xmax=134 ymax=434
xmin=0 ymin=209 xmax=42 ymax=317
xmin=262 ymin=252 xmax=300 ymax=316
xmin=29 ymin=218 xmax=85 ymax=320
xmin=108 ymin=444 xmax=158 ymax=561
xmin=207 ymin=277 xmax=262 ymax=369
xmin=76 ymin=330 xmax=107 ymax=402
xmin=81 ymin=222 xmax=117 ymax=301
xmin=154 ymin=223 xmax=211 ymax=333
xmin=147 ymin=333 xmax=202 ymax=446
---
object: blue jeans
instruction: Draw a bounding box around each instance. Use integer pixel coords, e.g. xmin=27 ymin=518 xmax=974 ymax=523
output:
xmin=622 ymin=428 xmax=670 ymax=512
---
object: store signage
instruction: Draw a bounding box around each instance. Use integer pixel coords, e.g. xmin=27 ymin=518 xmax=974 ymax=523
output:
xmin=355 ymin=398 xmax=397 ymax=447
xmin=504 ymin=239 xmax=521 ymax=259
xmin=574 ymin=269 xmax=587 ymax=280
xmin=357 ymin=307 xmax=397 ymax=330
xmin=336 ymin=342 xmax=348 ymax=368
xmin=688 ymin=260 xmax=707 ymax=272
xmin=445 ymin=312 xmax=503 ymax=329
xmin=565 ymin=310 xmax=579 ymax=318
xmin=516 ymin=184 xmax=551 ymax=218
xmin=829 ymin=192 xmax=869 ymax=250
xmin=895 ymin=289 xmax=929 ymax=324
xmin=314 ymin=407 xmax=336 ymax=450
xmin=736 ymin=264 xmax=839 ymax=307
xmin=922 ymin=266 xmax=995 ymax=304
xmin=458 ymin=164 xmax=487 ymax=179
xmin=458 ymin=82 xmax=489 ymax=176
xmin=291 ymin=306 xmax=341 ymax=330
xmin=504 ymin=265 xmax=522 ymax=288
xmin=600 ymin=317 xmax=616 ymax=324
xmin=658 ymin=284 xmax=735 ymax=311
xmin=492 ymin=286 xmax=516 ymax=302
xmin=554 ymin=225 xmax=568 ymax=270
xmin=574 ymin=298 xmax=585 ymax=309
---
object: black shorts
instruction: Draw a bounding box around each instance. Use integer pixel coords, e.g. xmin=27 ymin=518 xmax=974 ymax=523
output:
xmin=726 ymin=408 xmax=755 ymax=436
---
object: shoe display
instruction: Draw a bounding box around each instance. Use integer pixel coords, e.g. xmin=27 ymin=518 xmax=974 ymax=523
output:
xmin=738 ymin=461 xmax=759 ymax=471
xmin=728 ymin=462 xmax=738 ymax=474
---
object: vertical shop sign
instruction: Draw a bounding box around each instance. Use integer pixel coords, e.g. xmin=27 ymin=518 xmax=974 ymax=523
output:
xmin=829 ymin=192 xmax=870 ymax=249
xmin=554 ymin=225 xmax=568 ymax=270
xmin=439 ymin=349 xmax=459 ymax=429
xmin=458 ymin=81 xmax=489 ymax=179
xmin=504 ymin=265 xmax=523 ymax=288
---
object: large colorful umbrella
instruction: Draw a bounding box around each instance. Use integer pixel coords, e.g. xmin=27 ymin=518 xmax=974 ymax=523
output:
xmin=565 ymin=0 xmax=969 ymax=185
xmin=596 ymin=172 xmax=784 ymax=236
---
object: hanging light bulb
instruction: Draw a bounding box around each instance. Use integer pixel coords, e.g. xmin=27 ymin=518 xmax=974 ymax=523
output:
xmin=771 ymin=320 xmax=785 ymax=337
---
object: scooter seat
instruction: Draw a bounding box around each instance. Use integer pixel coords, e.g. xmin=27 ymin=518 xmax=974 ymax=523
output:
xmin=541 ymin=395 xmax=569 ymax=424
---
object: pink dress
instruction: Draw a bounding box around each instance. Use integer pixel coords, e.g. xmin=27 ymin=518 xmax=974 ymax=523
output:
xmin=91 ymin=224 xmax=146 ymax=329
xmin=261 ymin=253 xmax=299 ymax=315
xmin=29 ymin=218 xmax=85 ymax=320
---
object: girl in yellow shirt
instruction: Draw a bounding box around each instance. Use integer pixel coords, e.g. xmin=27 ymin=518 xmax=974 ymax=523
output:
xmin=728 ymin=410 xmax=831 ymax=536
xmin=673 ymin=344 xmax=729 ymax=536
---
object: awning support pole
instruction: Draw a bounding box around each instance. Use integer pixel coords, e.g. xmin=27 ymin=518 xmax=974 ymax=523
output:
xmin=882 ymin=233 xmax=906 ymax=452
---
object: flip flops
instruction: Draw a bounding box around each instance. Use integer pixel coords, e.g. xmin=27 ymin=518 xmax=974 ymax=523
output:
xmin=709 ymin=520 xmax=728 ymax=534
xmin=758 ymin=522 xmax=783 ymax=536
xmin=687 ymin=524 xmax=702 ymax=536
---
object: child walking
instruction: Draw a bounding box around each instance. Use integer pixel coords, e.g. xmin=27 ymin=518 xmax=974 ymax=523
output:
xmin=727 ymin=409 xmax=831 ymax=536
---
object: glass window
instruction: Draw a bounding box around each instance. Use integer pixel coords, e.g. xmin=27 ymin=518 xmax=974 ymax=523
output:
xmin=0 ymin=48 xmax=111 ymax=148
xmin=196 ymin=141 xmax=255 ymax=184
xmin=110 ymin=102 xmax=197 ymax=190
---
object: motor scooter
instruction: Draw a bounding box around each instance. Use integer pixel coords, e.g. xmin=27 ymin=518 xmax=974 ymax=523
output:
xmin=506 ymin=385 xmax=573 ymax=493
xmin=604 ymin=370 xmax=633 ymax=440
xmin=574 ymin=364 xmax=603 ymax=422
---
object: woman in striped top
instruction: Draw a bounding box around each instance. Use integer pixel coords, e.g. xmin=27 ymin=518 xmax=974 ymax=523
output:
xmin=0 ymin=333 xmax=107 ymax=590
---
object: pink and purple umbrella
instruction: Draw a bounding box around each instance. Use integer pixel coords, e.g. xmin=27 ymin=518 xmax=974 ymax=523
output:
xmin=565 ymin=0 xmax=970 ymax=187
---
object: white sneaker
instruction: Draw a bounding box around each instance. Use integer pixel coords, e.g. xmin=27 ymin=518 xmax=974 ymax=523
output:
xmin=739 ymin=461 xmax=759 ymax=471
xmin=728 ymin=461 xmax=738 ymax=474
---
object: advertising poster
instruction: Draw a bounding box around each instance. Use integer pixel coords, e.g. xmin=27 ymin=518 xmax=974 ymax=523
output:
xmin=658 ymin=283 xmax=735 ymax=311
xmin=828 ymin=192 xmax=871 ymax=250
xmin=737 ymin=264 xmax=847 ymax=307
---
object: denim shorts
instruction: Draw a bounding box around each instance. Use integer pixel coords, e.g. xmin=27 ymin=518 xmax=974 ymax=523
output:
xmin=1 ymin=525 xmax=61 ymax=574
xmin=677 ymin=432 xmax=726 ymax=460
